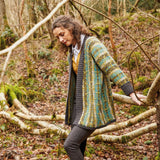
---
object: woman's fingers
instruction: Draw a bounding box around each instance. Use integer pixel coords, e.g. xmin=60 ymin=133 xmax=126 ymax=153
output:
xmin=136 ymin=94 xmax=147 ymax=99
xmin=130 ymin=93 xmax=146 ymax=105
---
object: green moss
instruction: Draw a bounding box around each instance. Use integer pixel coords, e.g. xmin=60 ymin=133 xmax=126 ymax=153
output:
xmin=155 ymin=152 xmax=160 ymax=160
xmin=27 ymin=89 xmax=44 ymax=102
xmin=0 ymin=84 xmax=9 ymax=94
xmin=121 ymin=135 xmax=130 ymax=143
xmin=51 ymin=68 xmax=62 ymax=76
xmin=0 ymin=36 xmax=6 ymax=50
xmin=143 ymin=88 xmax=150 ymax=96
xmin=150 ymin=69 xmax=158 ymax=79
xmin=7 ymin=84 xmax=26 ymax=104
xmin=17 ymin=76 xmax=45 ymax=102
xmin=0 ymin=84 xmax=28 ymax=105
xmin=134 ymin=76 xmax=152 ymax=90
xmin=129 ymin=105 xmax=148 ymax=116
xmin=137 ymin=76 xmax=146 ymax=83
xmin=138 ymin=16 xmax=146 ymax=22
xmin=0 ymin=27 xmax=18 ymax=49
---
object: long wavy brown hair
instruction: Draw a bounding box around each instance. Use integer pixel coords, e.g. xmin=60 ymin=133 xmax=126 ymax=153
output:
xmin=52 ymin=15 xmax=91 ymax=49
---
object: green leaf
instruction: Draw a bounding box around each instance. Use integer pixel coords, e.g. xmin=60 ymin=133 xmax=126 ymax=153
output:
xmin=143 ymin=156 xmax=148 ymax=160
xmin=0 ymin=124 xmax=6 ymax=131
xmin=144 ymin=140 xmax=152 ymax=145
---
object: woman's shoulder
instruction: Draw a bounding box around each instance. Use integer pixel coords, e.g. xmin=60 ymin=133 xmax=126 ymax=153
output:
xmin=85 ymin=36 xmax=101 ymax=46
xmin=86 ymin=36 xmax=99 ymax=42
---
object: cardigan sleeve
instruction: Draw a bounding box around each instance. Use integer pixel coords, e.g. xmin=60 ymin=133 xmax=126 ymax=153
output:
xmin=87 ymin=37 xmax=133 ymax=95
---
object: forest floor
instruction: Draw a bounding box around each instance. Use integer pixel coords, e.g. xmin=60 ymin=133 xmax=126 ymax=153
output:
xmin=0 ymin=12 xmax=160 ymax=159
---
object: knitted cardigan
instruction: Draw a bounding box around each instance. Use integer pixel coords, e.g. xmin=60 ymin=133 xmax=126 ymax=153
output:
xmin=65 ymin=36 xmax=133 ymax=129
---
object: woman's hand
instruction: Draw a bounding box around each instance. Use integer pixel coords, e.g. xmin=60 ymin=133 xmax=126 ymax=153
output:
xmin=129 ymin=92 xmax=147 ymax=105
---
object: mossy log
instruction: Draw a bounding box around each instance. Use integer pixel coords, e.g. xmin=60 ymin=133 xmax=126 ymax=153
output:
xmin=15 ymin=111 xmax=65 ymax=121
xmin=89 ymin=123 xmax=157 ymax=143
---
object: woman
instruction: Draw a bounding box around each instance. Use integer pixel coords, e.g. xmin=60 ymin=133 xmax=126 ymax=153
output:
xmin=52 ymin=15 xmax=146 ymax=160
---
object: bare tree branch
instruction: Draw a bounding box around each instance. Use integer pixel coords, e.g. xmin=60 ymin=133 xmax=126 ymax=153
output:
xmin=15 ymin=111 xmax=65 ymax=121
xmin=89 ymin=123 xmax=157 ymax=143
xmin=13 ymin=98 xmax=68 ymax=137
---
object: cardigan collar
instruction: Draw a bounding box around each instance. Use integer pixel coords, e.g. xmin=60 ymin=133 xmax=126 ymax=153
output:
xmin=72 ymin=34 xmax=85 ymax=62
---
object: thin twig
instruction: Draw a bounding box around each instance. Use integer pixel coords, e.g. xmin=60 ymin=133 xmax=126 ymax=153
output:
xmin=69 ymin=1 xmax=100 ymax=37
xmin=128 ymin=34 xmax=160 ymax=104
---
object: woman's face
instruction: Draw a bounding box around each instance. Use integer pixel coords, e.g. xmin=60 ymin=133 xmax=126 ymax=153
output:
xmin=53 ymin=27 xmax=75 ymax=47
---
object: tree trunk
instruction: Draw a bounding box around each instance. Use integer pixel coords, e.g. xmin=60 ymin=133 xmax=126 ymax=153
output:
xmin=36 ymin=0 xmax=54 ymax=48
xmin=117 ymin=0 xmax=120 ymax=16
xmin=27 ymin=0 xmax=37 ymax=37
xmin=108 ymin=0 xmax=117 ymax=61
xmin=123 ymin=0 xmax=126 ymax=16
xmin=0 ymin=0 xmax=9 ymax=31
xmin=65 ymin=2 xmax=69 ymax=15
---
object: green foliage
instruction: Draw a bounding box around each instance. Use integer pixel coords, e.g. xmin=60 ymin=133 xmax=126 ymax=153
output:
xmin=137 ymin=76 xmax=146 ymax=83
xmin=24 ymin=150 xmax=33 ymax=155
xmin=9 ymin=84 xmax=26 ymax=101
xmin=49 ymin=74 xmax=59 ymax=85
xmin=0 ymin=124 xmax=6 ymax=131
xmin=134 ymin=76 xmax=152 ymax=90
xmin=51 ymin=68 xmax=62 ymax=76
xmin=143 ymin=157 xmax=148 ymax=160
xmin=144 ymin=140 xmax=152 ymax=145
xmin=8 ymin=60 xmax=16 ymax=69
xmin=37 ymin=51 xmax=52 ymax=61
xmin=150 ymin=69 xmax=158 ymax=79
xmin=17 ymin=76 xmax=46 ymax=102
xmin=27 ymin=89 xmax=44 ymax=102
xmin=59 ymin=60 xmax=69 ymax=72
xmin=129 ymin=105 xmax=148 ymax=116
xmin=85 ymin=144 xmax=95 ymax=157
xmin=138 ymin=16 xmax=146 ymax=22
xmin=122 ymin=136 xmax=130 ymax=143
xmin=0 ymin=84 xmax=26 ymax=105
xmin=155 ymin=152 xmax=160 ymax=160
xmin=0 ymin=36 xmax=6 ymax=50
xmin=143 ymin=87 xmax=149 ymax=96
xmin=0 ymin=27 xmax=18 ymax=50
xmin=92 ymin=25 xmax=109 ymax=37
xmin=122 ymin=51 xmax=142 ymax=70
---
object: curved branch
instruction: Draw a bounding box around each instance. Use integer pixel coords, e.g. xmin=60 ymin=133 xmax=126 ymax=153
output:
xmin=0 ymin=50 xmax=12 ymax=84
xmin=89 ymin=123 xmax=157 ymax=143
xmin=0 ymin=111 xmax=31 ymax=130
xmin=0 ymin=111 xmax=60 ymax=135
xmin=69 ymin=0 xmax=87 ymax=26
xmin=13 ymin=98 xmax=68 ymax=137
xmin=15 ymin=111 xmax=65 ymax=121
xmin=113 ymin=93 xmax=149 ymax=105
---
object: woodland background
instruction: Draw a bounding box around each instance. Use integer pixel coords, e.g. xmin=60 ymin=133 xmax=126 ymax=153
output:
xmin=0 ymin=0 xmax=160 ymax=159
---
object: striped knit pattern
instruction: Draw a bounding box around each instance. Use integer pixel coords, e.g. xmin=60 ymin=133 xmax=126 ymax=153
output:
xmin=66 ymin=36 xmax=132 ymax=129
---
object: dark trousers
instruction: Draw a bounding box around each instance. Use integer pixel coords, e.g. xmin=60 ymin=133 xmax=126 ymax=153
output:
xmin=64 ymin=125 xmax=94 ymax=160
